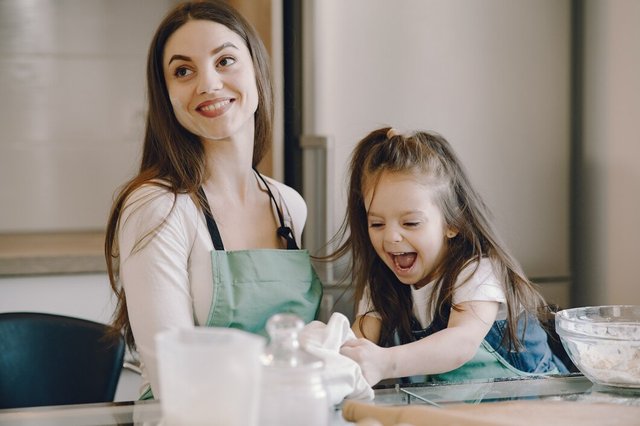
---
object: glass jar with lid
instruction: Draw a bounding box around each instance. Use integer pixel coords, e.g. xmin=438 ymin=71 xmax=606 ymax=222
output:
xmin=259 ymin=313 xmax=329 ymax=426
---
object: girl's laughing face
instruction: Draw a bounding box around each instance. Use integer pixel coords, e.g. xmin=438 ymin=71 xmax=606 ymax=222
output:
xmin=364 ymin=170 xmax=455 ymax=287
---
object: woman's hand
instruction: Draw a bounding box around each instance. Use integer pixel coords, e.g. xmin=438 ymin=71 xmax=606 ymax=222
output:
xmin=340 ymin=338 xmax=390 ymax=386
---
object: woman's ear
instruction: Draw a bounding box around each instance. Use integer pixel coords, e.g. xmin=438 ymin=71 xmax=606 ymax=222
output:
xmin=446 ymin=227 xmax=458 ymax=239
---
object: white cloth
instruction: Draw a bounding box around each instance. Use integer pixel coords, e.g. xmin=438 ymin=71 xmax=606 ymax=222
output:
xmin=299 ymin=313 xmax=375 ymax=406
xmin=357 ymin=258 xmax=508 ymax=328
xmin=118 ymin=175 xmax=307 ymax=398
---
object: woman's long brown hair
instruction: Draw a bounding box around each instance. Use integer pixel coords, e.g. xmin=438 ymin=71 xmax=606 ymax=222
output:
xmin=330 ymin=127 xmax=546 ymax=349
xmin=105 ymin=0 xmax=274 ymax=349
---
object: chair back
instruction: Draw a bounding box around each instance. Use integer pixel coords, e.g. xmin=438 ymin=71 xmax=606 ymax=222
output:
xmin=0 ymin=312 xmax=125 ymax=409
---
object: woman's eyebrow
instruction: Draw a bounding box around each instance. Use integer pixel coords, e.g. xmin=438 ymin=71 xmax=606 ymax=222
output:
xmin=167 ymin=42 xmax=239 ymax=65
xmin=211 ymin=41 xmax=238 ymax=55
xmin=168 ymin=54 xmax=190 ymax=65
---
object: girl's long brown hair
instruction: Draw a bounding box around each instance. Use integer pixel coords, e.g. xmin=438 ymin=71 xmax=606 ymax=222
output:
xmin=105 ymin=0 xmax=274 ymax=349
xmin=331 ymin=127 xmax=546 ymax=349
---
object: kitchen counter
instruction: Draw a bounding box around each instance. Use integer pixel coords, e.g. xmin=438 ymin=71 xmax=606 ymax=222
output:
xmin=1 ymin=374 xmax=639 ymax=425
xmin=0 ymin=232 xmax=106 ymax=276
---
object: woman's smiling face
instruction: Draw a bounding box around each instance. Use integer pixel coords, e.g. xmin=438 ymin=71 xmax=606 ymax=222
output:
xmin=365 ymin=170 xmax=453 ymax=287
xmin=163 ymin=19 xmax=258 ymax=141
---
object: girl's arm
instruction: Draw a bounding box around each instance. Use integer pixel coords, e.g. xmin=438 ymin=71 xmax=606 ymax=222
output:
xmin=351 ymin=314 xmax=382 ymax=342
xmin=341 ymin=300 xmax=499 ymax=385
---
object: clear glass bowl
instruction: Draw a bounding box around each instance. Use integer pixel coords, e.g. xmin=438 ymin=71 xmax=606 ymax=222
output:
xmin=556 ymin=305 xmax=640 ymax=388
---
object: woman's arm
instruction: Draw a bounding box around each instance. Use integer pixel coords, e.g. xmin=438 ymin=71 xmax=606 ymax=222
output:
xmin=118 ymin=185 xmax=198 ymax=397
xmin=341 ymin=301 xmax=499 ymax=385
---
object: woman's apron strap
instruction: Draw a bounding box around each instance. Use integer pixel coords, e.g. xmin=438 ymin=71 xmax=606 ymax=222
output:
xmin=252 ymin=167 xmax=299 ymax=250
xmin=253 ymin=167 xmax=298 ymax=250
xmin=197 ymin=186 xmax=225 ymax=251
xmin=197 ymin=169 xmax=299 ymax=251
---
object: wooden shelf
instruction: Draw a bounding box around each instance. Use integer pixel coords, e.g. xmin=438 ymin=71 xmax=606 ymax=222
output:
xmin=0 ymin=232 xmax=106 ymax=276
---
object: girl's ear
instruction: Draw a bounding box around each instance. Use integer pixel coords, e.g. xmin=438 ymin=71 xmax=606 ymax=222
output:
xmin=446 ymin=227 xmax=458 ymax=239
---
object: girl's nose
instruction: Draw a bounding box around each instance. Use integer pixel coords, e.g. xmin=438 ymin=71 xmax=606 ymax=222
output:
xmin=197 ymin=69 xmax=223 ymax=94
xmin=384 ymin=227 xmax=403 ymax=244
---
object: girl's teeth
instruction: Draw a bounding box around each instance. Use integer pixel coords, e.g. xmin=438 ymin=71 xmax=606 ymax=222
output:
xmin=393 ymin=253 xmax=417 ymax=269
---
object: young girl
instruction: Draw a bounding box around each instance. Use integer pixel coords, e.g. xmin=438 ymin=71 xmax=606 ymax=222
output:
xmin=337 ymin=127 xmax=568 ymax=386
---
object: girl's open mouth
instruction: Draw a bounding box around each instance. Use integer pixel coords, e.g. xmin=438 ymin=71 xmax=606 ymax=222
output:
xmin=390 ymin=252 xmax=417 ymax=271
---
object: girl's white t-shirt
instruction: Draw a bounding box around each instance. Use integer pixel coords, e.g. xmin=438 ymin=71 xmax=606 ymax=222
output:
xmin=356 ymin=258 xmax=508 ymax=328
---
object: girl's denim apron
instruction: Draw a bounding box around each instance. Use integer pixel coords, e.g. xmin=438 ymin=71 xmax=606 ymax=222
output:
xmin=140 ymin=171 xmax=323 ymax=399
xmin=400 ymin=312 xmax=568 ymax=385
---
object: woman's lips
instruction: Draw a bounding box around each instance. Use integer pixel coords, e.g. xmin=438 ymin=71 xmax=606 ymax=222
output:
xmin=196 ymin=98 xmax=234 ymax=118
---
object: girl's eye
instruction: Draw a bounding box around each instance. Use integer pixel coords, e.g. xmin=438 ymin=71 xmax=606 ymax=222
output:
xmin=404 ymin=222 xmax=420 ymax=228
xmin=174 ymin=67 xmax=193 ymax=78
xmin=217 ymin=56 xmax=237 ymax=68
xmin=369 ymin=223 xmax=384 ymax=229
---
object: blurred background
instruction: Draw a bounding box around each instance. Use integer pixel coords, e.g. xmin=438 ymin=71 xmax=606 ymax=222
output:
xmin=0 ymin=0 xmax=638 ymax=399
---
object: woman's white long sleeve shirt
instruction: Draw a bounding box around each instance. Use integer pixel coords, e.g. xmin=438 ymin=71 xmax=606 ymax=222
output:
xmin=117 ymin=177 xmax=307 ymax=398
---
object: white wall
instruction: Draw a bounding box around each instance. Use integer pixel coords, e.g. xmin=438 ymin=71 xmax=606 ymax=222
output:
xmin=0 ymin=0 xmax=172 ymax=233
xmin=0 ymin=274 xmax=114 ymax=322
xmin=303 ymin=0 xmax=571 ymax=288
xmin=301 ymin=0 xmax=640 ymax=307
xmin=576 ymin=0 xmax=640 ymax=305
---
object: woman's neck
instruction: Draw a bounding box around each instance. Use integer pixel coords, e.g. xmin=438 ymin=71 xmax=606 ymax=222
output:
xmin=202 ymin=141 xmax=259 ymax=204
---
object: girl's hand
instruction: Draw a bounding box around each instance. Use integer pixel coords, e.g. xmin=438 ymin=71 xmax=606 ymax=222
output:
xmin=340 ymin=338 xmax=390 ymax=386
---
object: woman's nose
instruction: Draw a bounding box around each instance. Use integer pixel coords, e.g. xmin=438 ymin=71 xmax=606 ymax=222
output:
xmin=197 ymin=69 xmax=223 ymax=94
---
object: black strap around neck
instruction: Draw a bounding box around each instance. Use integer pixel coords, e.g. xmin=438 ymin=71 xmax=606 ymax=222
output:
xmin=198 ymin=186 xmax=225 ymax=250
xmin=252 ymin=167 xmax=299 ymax=250
xmin=198 ymin=168 xmax=299 ymax=251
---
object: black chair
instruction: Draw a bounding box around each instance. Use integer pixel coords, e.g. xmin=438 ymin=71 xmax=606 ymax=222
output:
xmin=0 ymin=312 xmax=125 ymax=409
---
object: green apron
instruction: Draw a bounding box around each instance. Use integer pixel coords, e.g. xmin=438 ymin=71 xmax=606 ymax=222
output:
xmin=140 ymin=171 xmax=323 ymax=400
xmin=425 ymin=338 xmax=561 ymax=384
xmin=404 ymin=315 xmax=563 ymax=387
xmin=208 ymin=248 xmax=323 ymax=335
xmin=429 ymin=341 xmax=534 ymax=382
xmin=417 ymin=341 xmax=560 ymax=404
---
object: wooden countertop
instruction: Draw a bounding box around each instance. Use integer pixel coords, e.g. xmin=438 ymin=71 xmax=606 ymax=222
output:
xmin=0 ymin=231 xmax=106 ymax=276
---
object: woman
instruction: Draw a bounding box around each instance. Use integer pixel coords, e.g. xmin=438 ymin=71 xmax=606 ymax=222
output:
xmin=105 ymin=0 xmax=322 ymax=399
